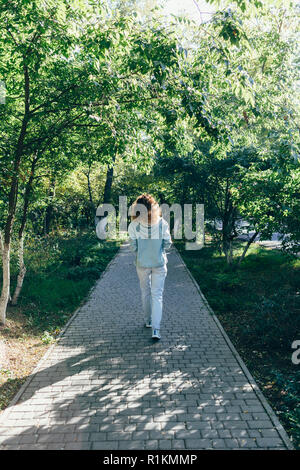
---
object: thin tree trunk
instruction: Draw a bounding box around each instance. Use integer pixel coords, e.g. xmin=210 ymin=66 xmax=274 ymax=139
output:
xmin=11 ymin=154 xmax=38 ymax=305
xmin=11 ymin=234 xmax=26 ymax=306
xmin=103 ymin=155 xmax=116 ymax=204
xmin=0 ymin=232 xmax=12 ymax=306
xmin=87 ymin=171 xmax=96 ymax=212
xmin=237 ymin=230 xmax=259 ymax=267
xmin=222 ymin=215 xmax=233 ymax=265
xmin=0 ymin=231 xmax=3 ymax=258
xmin=223 ymin=237 xmax=233 ymax=265
xmin=84 ymin=165 xmax=97 ymax=226
xmin=222 ymin=193 xmax=237 ymax=265
xmin=96 ymin=149 xmax=117 ymax=235
xmin=103 ymin=123 xmax=117 ymax=205
xmin=44 ymin=176 xmax=56 ymax=235
xmin=0 ymin=242 xmax=10 ymax=325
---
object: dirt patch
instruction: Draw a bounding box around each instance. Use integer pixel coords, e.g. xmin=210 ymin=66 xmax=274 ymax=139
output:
xmin=0 ymin=340 xmax=7 ymax=368
xmin=0 ymin=309 xmax=50 ymax=413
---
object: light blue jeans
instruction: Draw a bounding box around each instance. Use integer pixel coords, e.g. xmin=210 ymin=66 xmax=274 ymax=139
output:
xmin=136 ymin=264 xmax=168 ymax=330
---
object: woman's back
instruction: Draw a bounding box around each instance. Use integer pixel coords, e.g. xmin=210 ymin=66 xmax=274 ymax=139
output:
xmin=128 ymin=216 xmax=172 ymax=268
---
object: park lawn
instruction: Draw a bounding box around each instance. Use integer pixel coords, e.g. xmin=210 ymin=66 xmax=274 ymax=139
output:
xmin=175 ymin=239 xmax=300 ymax=449
xmin=0 ymin=230 xmax=122 ymax=413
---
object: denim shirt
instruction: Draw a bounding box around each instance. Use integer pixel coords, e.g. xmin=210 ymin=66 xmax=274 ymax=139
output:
xmin=128 ymin=217 xmax=172 ymax=268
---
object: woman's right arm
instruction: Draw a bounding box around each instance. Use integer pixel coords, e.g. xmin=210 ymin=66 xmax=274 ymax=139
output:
xmin=128 ymin=221 xmax=138 ymax=253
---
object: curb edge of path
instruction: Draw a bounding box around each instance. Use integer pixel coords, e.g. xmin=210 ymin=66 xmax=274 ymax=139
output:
xmin=173 ymin=245 xmax=294 ymax=451
xmin=0 ymin=242 xmax=124 ymax=426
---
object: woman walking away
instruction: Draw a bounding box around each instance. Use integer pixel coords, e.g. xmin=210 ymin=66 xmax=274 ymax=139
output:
xmin=128 ymin=194 xmax=172 ymax=340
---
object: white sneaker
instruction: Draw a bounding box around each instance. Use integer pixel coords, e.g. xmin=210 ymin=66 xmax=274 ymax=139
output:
xmin=152 ymin=329 xmax=161 ymax=340
xmin=145 ymin=317 xmax=152 ymax=328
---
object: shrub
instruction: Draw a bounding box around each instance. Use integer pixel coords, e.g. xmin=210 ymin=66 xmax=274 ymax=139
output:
xmin=241 ymin=289 xmax=300 ymax=349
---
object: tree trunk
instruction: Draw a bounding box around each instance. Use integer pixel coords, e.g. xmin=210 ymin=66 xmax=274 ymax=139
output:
xmin=86 ymin=170 xmax=96 ymax=212
xmin=97 ymin=153 xmax=117 ymax=229
xmin=11 ymin=154 xmax=38 ymax=305
xmin=237 ymin=230 xmax=259 ymax=267
xmin=0 ymin=242 xmax=10 ymax=325
xmin=222 ymin=215 xmax=234 ymax=265
xmin=103 ymin=140 xmax=118 ymax=205
xmin=84 ymin=166 xmax=97 ymax=226
xmin=223 ymin=238 xmax=233 ymax=265
xmin=44 ymin=176 xmax=56 ymax=235
xmin=222 ymin=195 xmax=237 ymax=265
xmin=11 ymin=234 xmax=26 ymax=306
xmin=0 ymin=230 xmax=3 ymax=262
xmin=103 ymin=161 xmax=115 ymax=204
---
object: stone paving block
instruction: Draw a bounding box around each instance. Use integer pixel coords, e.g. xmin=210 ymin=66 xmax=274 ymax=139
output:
xmin=260 ymin=429 xmax=281 ymax=438
xmin=19 ymin=434 xmax=39 ymax=445
xmin=256 ymin=438 xmax=285 ymax=448
xmin=247 ymin=420 xmax=275 ymax=429
xmin=212 ymin=439 xmax=226 ymax=448
xmin=92 ymin=441 xmax=118 ymax=450
xmin=144 ymin=440 xmax=159 ymax=449
xmin=64 ymin=442 xmax=92 ymax=450
xmin=171 ymin=439 xmax=186 ymax=449
xmin=37 ymin=433 xmax=66 ymax=444
xmin=159 ymin=439 xmax=172 ymax=449
xmin=0 ymin=244 xmax=293 ymax=450
xmin=224 ymin=438 xmax=240 ymax=449
xmin=107 ymin=432 xmax=132 ymax=441
xmin=18 ymin=444 xmax=49 ymax=450
xmin=175 ymin=430 xmax=201 ymax=439
xmin=217 ymin=430 xmax=232 ymax=438
xmin=185 ymin=439 xmax=213 ymax=449
xmin=118 ymin=440 xmax=144 ymax=450
xmin=149 ymin=430 xmax=167 ymax=440
xmin=237 ymin=438 xmax=258 ymax=448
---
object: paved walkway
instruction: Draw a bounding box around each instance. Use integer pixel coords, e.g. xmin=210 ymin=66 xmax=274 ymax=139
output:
xmin=0 ymin=243 xmax=293 ymax=450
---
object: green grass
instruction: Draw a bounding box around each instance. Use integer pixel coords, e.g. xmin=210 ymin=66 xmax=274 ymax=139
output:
xmin=175 ymin=239 xmax=300 ymax=449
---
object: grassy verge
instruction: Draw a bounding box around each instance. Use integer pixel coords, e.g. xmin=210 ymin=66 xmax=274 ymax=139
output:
xmin=0 ymin=229 xmax=122 ymax=412
xmin=175 ymin=239 xmax=300 ymax=449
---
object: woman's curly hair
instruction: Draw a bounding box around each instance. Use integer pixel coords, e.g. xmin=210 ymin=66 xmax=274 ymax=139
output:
xmin=130 ymin=193 xmax=161 ymax=223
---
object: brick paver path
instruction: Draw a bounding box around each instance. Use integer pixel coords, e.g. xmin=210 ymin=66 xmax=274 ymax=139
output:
xmin=0 ymin=243 xmax=293 ymax=450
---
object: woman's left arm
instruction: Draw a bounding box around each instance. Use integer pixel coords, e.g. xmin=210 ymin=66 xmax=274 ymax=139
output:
xmin=128 ymin=221 xmax=138 ymax=253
